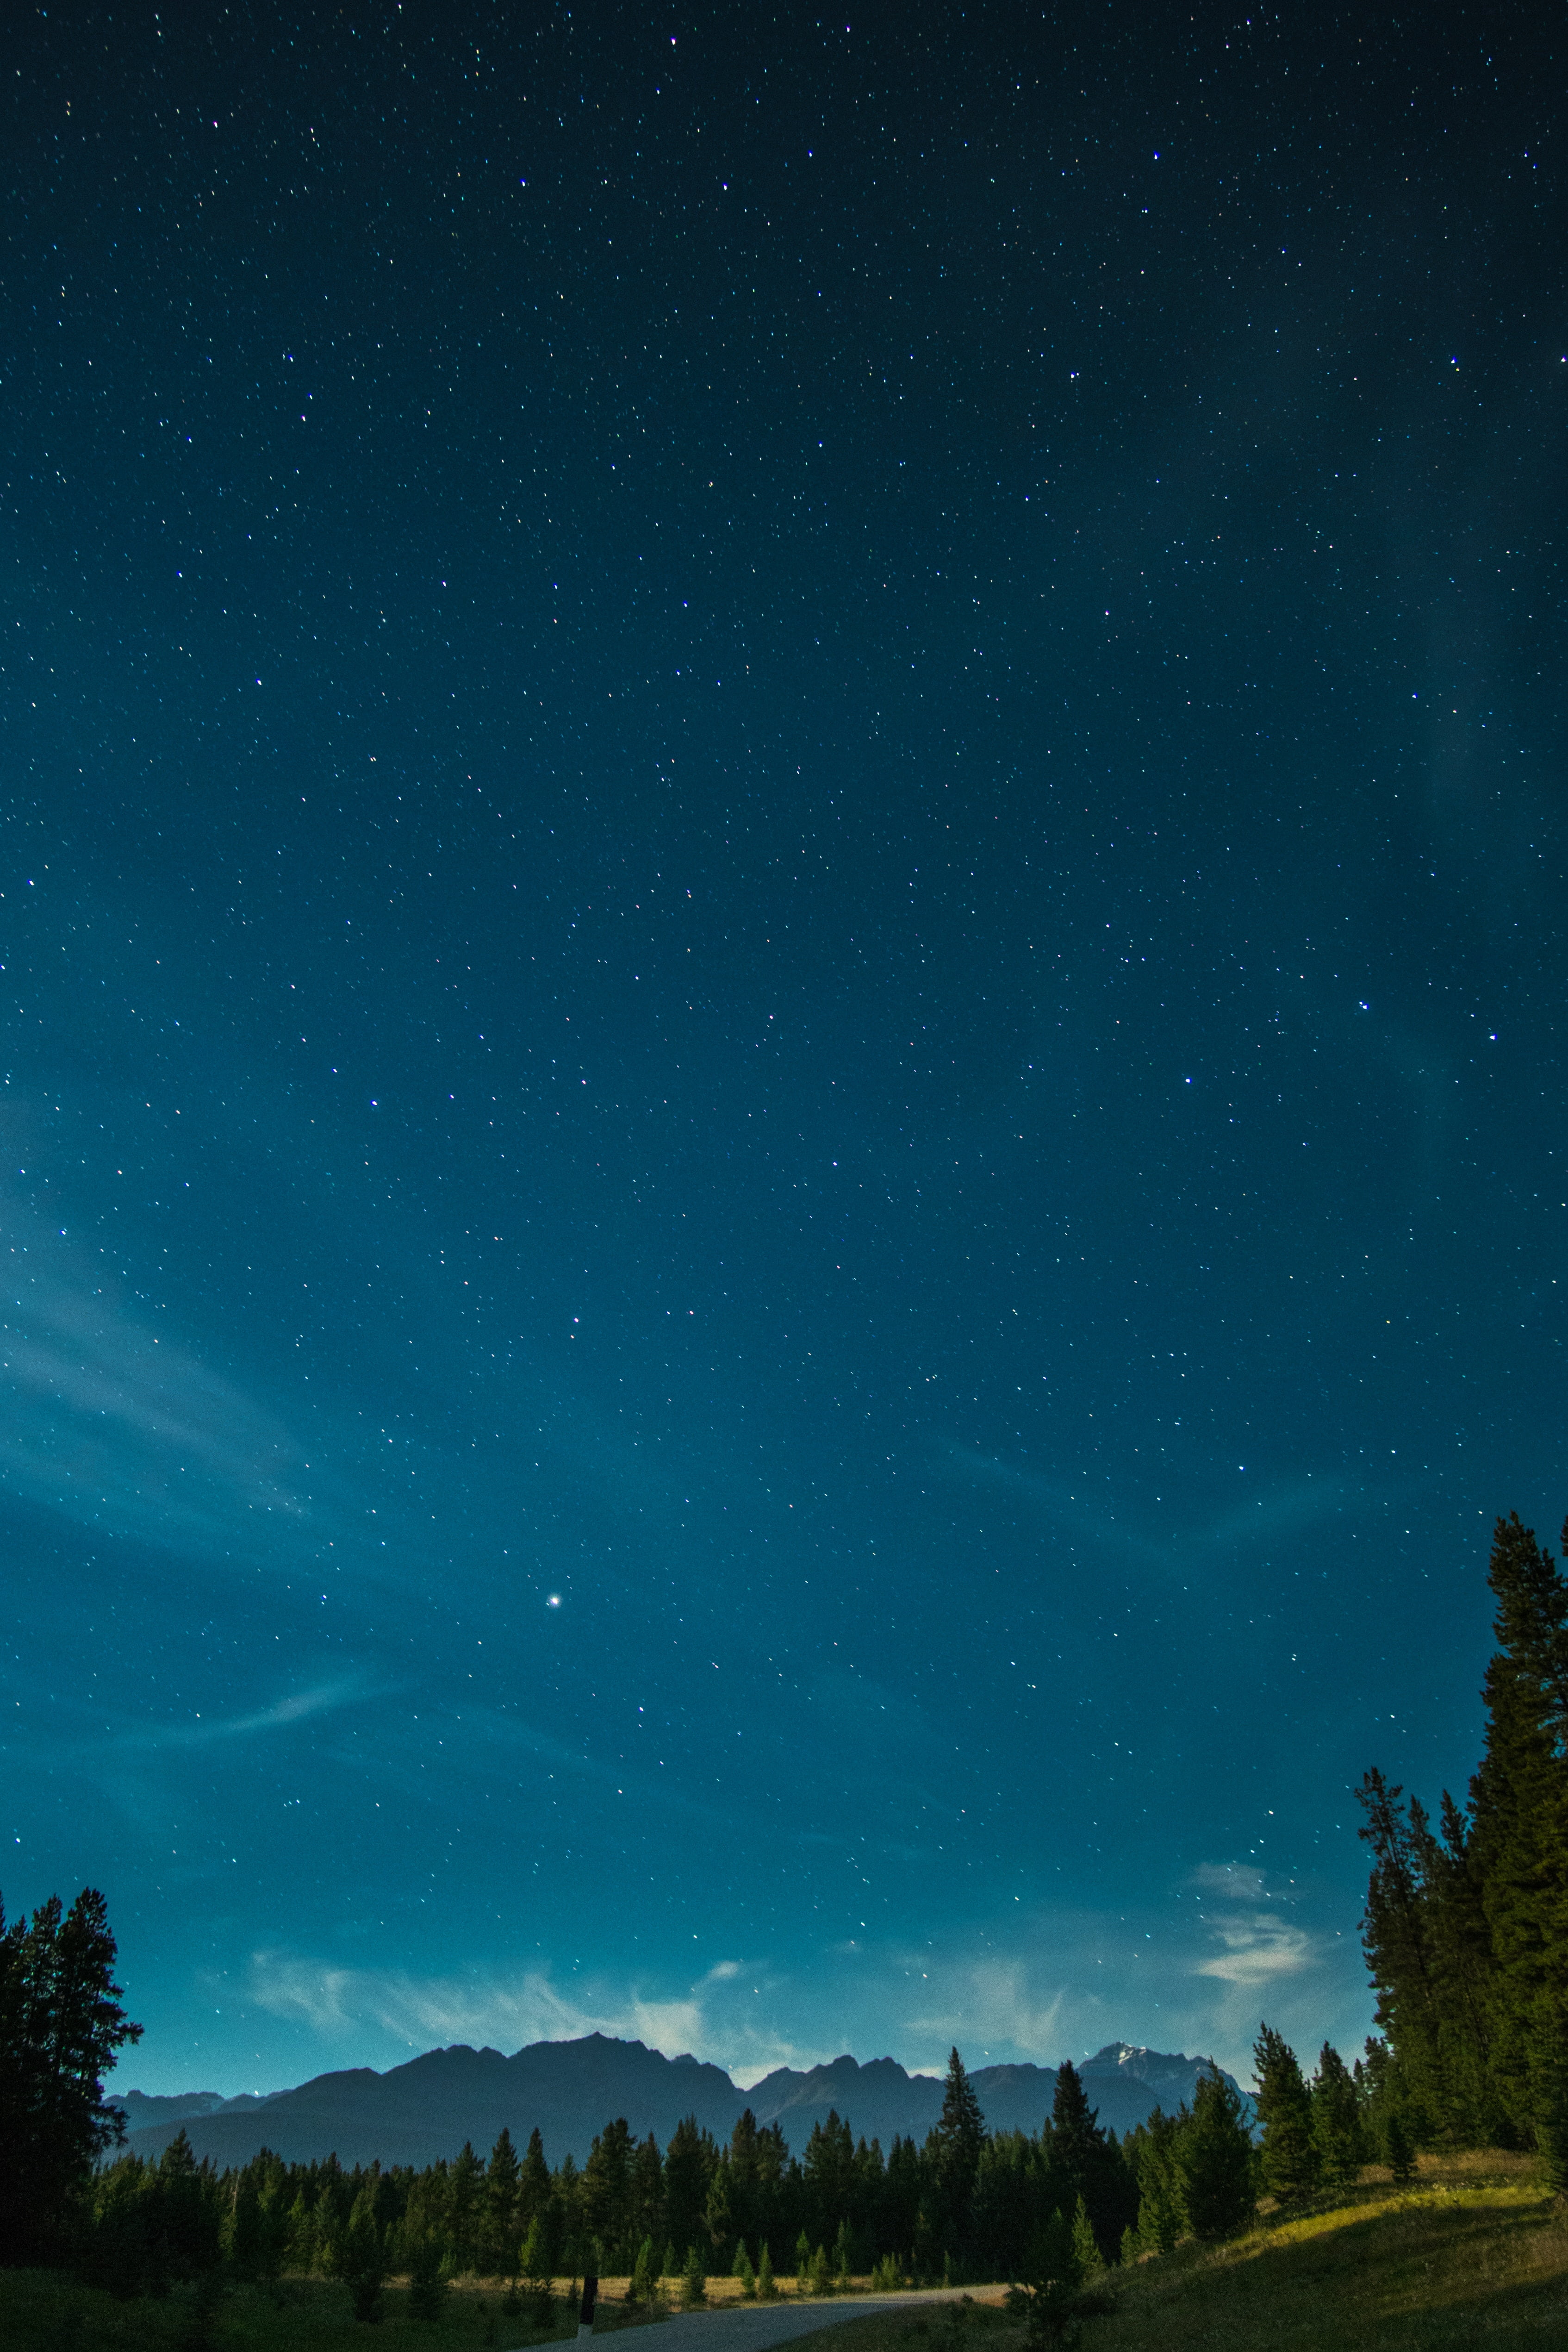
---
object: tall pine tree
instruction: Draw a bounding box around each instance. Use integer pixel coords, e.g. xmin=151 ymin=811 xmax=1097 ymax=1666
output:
xmin=1042 ymin=2059 xmax=1139 ymax=2261
xmin=1358 ymin=1511 xmax=1568 ymax=2152
xmin=1309 ymin=2044 xmax=1368 ymax=2188
xmin=1468 ymin=1513 xmax=1568 ymax=2140
xmin=663 ymin=2115 xmax=716 ymax=2267
xmin=484 ymin=2126 xmax=522 ymax=2274
xmin=926 ymin=2047 xmax=986 ymax=2262
xmin=1252 ymin=2025 xmax=1319 ymax=2203
xmin=518 ymin=2127 xmax=552 ymax=2239
xmin=0 ymin=1884 xmax=142 ymax=2265
xmin=1176 ymin=2066 xmax=1255 ymax=2240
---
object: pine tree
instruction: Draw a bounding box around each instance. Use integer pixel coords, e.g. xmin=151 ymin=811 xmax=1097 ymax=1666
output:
xmin=884 ymin=2136 xmax=923 ymax=2268
xmin=1006 ymin=2209 xmax=1079 ymax=2344
xmin=628 ymin=2236 xmax=657 ymax=2306
xmin=1356 ymin=1513 xmax=1568 ymax=2155
xmin=255 ymin=2152 xmax=288 ymax=2287
xmin=1069 ymin=2196 xmax=1101 ymax=2279
xmin=681 ymin=2245 xmax=707 ymax=2309
xmin=336 ymin=2184 xmax=389 ymax=2324
xmin=0 ymin=1884 xmax=143 ymax=2265
xmin=1468 ymin=1514 xmax=1568 ymax=2141
xmin=928 ymin=2047 xmax=986 ymax=2255
xmin=732 ymin=2240 xmax=757 ymax=2297
xmin=1129 ymin=2109 xmax=1183 ymax=2254
xmin=630 ymin=2133 xmax=665 ymax=2260
xmin=312 ymin=2176 xmax=345 ymax=2279
xmin=1252 ymin=2025 xmax=1320 ymax=2203
xmin=152 ymin=2128 xmax=224 ymax=2282
xmin=484 ymin=2127 xmax=521 ymax=2276
xmin=1309 ymin=2044 xmax=1367 ymax=2187
xmin=971 ymin=2128 xmax=1037 ymax=2280
xmin=518 ymin=2128 xmax=552 ymax=2236
xmin=803 ymin=2109 xmax=855 ymax=2254
xmin=756 ymin=2241 xmax=777 ymax=2299
xmin=445 ymin=2142 xmax=484 ymax=2277
xmin=1176 ymin=2067 xmax=1255 ymax=2240
xmin=226 ymin=2170 xmax=267 ymax=2284
xmin=663 ymin=2117 xmax=716 ymax=2272
xmin=1534 ymin=2034 xmax=1568 ymax=2198
xmin=1356 ymin=1769 xmax=1450 ymax=2129
xmin=407 ymin=2230 xmax=449 ymax=2322
xmin=285 ymin=2186 xmax=317 ymax=2276
xmin=1042 ymin=2059 xmax=1139 ymax=2262
xmin=582 ymin=2117 xmax=635 ymax=2271
xmin=520 ymin=2211 xmax=554 ymax=2303
xmin=1382 ymin=2109 xmax=1417 ymax=2184
xmin=555 ymin=2152 xmax=584 ymax=2273
xmin=794 ymin=2227 xmax=812 ymax=2289
xmin=808 ymin=2243 xmax=832 ymax=2296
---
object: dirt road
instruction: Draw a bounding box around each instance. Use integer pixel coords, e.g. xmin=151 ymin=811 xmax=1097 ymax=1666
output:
xmin=512 ymin=2293 xmax=969 ymax=2352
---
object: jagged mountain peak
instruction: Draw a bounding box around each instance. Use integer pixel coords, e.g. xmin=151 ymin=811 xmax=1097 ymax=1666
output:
xmin=114 ymin=2029 xmax=1239 ymax=2172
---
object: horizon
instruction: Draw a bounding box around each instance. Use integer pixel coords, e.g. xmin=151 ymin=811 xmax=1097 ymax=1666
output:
xmin=111 ymin=2026 xmax=1244 ymax=2109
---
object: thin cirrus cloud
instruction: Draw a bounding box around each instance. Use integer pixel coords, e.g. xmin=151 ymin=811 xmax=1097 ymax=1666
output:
xmin=110 ymin=1678 xmax=373 ymax=1753
xmin=0 ymin=1195 xmax=490 ymax=1600
xmin=243 ymin=1949 xmax=797 ymax=2079
xmin=944 ymin=1445 xmax=1358 ymax=1570
xmin=902 ymin=1953 xmax=1068 ymax=2061
xmin=0 ymin=1204 xmax=310 ymax=1562
xmin=0 ymin=1681 xmax=376 ymax=1807
xmin=0 ymin=1179 xmax=759 ymax=1615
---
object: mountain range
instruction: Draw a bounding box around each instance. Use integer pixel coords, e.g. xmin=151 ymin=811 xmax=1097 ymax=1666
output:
xmin=110 ymin=2033 xmax=1245 ymax=2171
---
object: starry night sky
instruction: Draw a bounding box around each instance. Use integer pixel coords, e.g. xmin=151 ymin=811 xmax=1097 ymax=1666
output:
xmin=3 ymin=3 xmax=1564 ymax=2096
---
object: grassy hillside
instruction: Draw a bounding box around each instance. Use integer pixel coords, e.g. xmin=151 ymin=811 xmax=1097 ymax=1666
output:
xmin=832 ymin=2153 xmax=1568 ymax=2352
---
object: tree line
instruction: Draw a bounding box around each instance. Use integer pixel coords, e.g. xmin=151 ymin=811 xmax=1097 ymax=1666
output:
xmin=41 ymin=2047 xmax=1152 ymax=2302
xmin=57 ymin=2036 xmax=1405 ymax=2321
xmin=1355 ymin=1510 xmax=1568 ymax=2185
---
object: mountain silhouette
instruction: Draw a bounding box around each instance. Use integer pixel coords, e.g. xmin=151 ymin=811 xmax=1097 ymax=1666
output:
xmin=112 ymin=2032 xmax=1245 ymax=2170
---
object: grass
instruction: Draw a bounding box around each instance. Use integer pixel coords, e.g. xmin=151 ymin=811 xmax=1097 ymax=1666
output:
xmin=820 ymin=2155 xmax=1568 ymax=2352
xmin=0 ymin=2265 xmax=939 ymax=2352
xmin=0 ymin=2275 xmax=593 ymax=2352
xmin=6 ymin=2158 xmax=1566 ymax=2352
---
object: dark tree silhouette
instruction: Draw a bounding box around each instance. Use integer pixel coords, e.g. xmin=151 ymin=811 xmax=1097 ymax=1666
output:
xmin=0 ymin=1885 xmax=142 ymax=2265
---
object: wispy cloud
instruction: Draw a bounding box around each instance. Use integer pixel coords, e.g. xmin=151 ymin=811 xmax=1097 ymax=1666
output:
xmin=0 ymin=1168 xmax=795 ymax=1622
xmin=1194 ymin=1912 xmax=1318 ymax=1988
xmin=0 ymin=1198 xmax=311 ymax=1564
xmin=941 ymin=1445 xmax=1355 ymax=1574
xmin=112 ymin=1678 xmax=372 ymax=1753
xmin=247 ymin=1953 xmax=610 ymax=2049
xmin=1190 ymin=1863 xmax=1267 ymax=1898
xmin=903 ymin=1956 xmax=1067 ymax=2062
xmin=243 ymin=1951 xmax=801 ymax=2078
